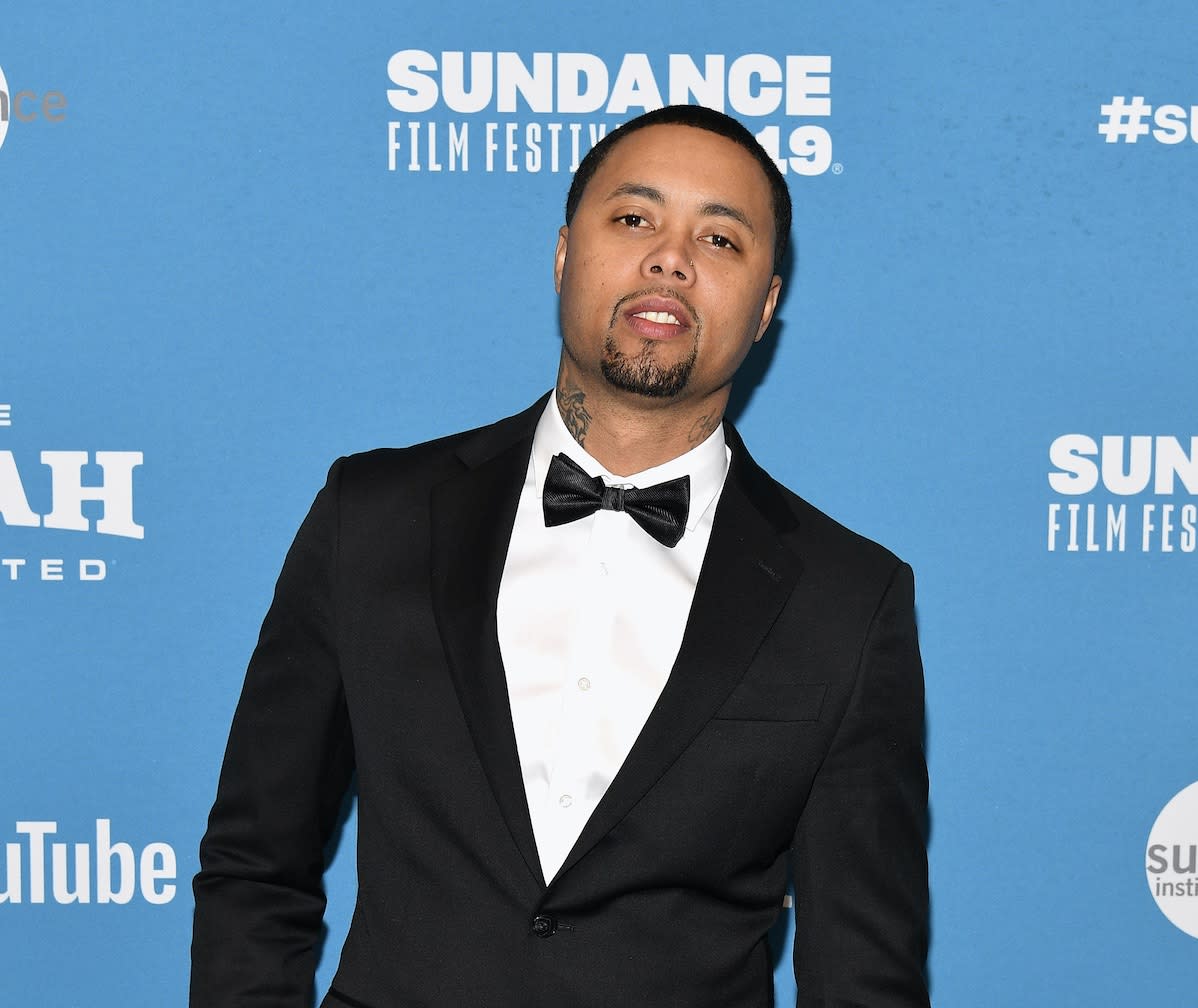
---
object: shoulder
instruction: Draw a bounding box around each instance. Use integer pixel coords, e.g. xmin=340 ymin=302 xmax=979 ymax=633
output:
xmin=784 ymin=483 xmax=903 ymax=573
xmin=780 ymin=485 xmax=916 ymax=623
xmin=327 ymin=395 xmax=548 ymax=500
xmin=729 ymin=428 xmax=910 ymax=594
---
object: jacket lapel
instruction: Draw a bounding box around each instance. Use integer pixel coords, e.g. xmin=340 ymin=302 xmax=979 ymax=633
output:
xmin=430 ymin=397 xmax=548 ymax=891
xmin=553 ymin=425 xmax=803 ymax=882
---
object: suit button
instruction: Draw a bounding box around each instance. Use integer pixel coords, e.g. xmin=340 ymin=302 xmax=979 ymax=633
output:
xmin=531 ymin=915 xmax=557 ymax=938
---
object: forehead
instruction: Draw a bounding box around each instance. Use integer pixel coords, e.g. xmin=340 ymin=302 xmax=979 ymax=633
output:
xmin=584 ymin=124 xmax=774 ymax=224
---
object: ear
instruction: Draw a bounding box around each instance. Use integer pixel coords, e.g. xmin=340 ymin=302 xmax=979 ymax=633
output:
xmin=754 ymin=275 xmax=783 ymax=342
xmin=553 ymin=225 xmax=569 ymax=294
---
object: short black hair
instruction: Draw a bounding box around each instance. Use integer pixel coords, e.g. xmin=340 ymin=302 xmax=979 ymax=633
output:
xmin=565 ymin=105 xmax=792 ymax=273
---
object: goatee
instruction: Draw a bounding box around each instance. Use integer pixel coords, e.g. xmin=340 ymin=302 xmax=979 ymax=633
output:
xmin=600 ymin=337 xmax=697 ymax=398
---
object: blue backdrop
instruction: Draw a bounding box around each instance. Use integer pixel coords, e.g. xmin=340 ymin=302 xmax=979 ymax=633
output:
xmin=3 ymin=2 xmax=1196 ymax=1004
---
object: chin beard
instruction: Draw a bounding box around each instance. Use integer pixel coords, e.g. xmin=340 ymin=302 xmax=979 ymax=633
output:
xmin=600 ymin=337 xmax=697 ymax=398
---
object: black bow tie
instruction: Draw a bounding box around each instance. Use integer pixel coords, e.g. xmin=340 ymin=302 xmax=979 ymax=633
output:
xmin=542 ymin=452 xmax=691 ymax=548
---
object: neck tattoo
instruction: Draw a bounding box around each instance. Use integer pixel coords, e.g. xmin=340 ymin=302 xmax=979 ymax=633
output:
xmin=556 ymin=383 xmax=592 ymax=447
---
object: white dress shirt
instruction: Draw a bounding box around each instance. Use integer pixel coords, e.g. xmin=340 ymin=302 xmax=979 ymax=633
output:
xmin=496 ymin=397 xmax=731 ymax=881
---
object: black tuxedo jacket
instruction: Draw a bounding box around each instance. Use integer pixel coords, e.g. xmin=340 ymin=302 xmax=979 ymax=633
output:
xmin=191 ymin=396 xmax=929 ymax=1008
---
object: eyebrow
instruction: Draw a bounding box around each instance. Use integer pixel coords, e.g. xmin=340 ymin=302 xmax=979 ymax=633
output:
xmin=605 ymin=182 xmax=757 ymax=235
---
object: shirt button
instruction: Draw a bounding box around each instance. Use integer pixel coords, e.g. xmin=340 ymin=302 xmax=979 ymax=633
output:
xmin=558 ymin=794 xmax=573 ymax=808
xmin=531 ymin=915 xmax=557 ymax=938
xmin=577 ymin=676 xmax=591 ymax=691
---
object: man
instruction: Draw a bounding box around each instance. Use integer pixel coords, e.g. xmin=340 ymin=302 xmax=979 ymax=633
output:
xmin=191 ymin=104 xmax=929 ymax=1007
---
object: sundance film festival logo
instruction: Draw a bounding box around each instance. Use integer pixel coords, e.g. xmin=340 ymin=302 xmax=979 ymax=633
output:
xmin=1146 ymin=782 xmax=1198 ymax=939
xmin=1 ymin=400 xmax=142 ymax=583
xmin=0 ymin=64 xmax=7 ymax=151
xmin=1098 ymin=95 xmax=1198 ymax=144
xmin=1046 ymin=434 xmax=1197 ymax=553
xmin=0 ymin=62 xmax=69 ymax=154
xmin=386 ymin=50 xmax=835 ymax=177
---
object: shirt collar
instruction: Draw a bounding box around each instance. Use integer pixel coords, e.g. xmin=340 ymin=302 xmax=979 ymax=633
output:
xmin=531 ymin=395 xmax=730 ymax=532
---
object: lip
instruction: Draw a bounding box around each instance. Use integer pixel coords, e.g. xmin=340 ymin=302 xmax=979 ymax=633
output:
xmin=621 ymin=295 xmax=694 ymax=340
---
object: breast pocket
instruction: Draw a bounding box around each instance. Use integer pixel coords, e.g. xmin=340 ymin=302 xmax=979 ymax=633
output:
xmin=712 ymin=680 xmax=827 ymax=722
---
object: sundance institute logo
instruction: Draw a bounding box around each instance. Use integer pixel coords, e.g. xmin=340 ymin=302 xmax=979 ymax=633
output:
xmin=0 ymin=64 xmax=9 ymax=152
xmin=1146 ymin=781 xmax=1198 ymax=939
xmin=0 ymin=62 xmax=68 ymax=154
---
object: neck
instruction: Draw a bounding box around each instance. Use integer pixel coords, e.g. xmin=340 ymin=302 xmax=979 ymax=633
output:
xmin=554 ymin=365 xmax=727 ymax=477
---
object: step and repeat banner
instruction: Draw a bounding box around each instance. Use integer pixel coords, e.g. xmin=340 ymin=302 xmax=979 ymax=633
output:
xmin=3 ymin=3 xmax=1195 ymax=1005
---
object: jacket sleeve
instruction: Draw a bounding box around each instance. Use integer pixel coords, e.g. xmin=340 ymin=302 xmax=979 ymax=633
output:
xmin=791 ymin=561 xmax=930 ymax=1007
xmin=190 ymin=460 xmax=356 ymax=1007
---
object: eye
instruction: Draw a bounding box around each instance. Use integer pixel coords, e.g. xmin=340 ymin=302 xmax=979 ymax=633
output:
xmin=616 ymin=213 xmax=647 ymax=228
xmin=703 ymin=232 xmax=739 ymax=251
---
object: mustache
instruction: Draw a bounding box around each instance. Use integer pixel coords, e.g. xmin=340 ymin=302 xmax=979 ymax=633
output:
xmin=607 ymin=287 xmax=701 ymax=331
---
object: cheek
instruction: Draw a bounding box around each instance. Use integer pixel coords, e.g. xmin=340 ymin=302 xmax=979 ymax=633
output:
xmin=698 ymin=280 xmax=754 ymax=332
xmin=559 ymin=266 xmax=612 ymax=337
xmin=695 ymin=290 xmax=767 ymax=366
xmin=728 ymin=281 xmax=774 ymax=331
xmin=571 ymin=260 xmax=616 ymax=311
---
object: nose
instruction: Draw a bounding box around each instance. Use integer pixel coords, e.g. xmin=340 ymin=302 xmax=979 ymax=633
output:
xmin=643 ymin=236 xmax=694 ymax=285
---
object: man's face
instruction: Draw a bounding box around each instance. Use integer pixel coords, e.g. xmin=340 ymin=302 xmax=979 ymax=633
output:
xmin=554 ymin=123 xmax=782 ymax=405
